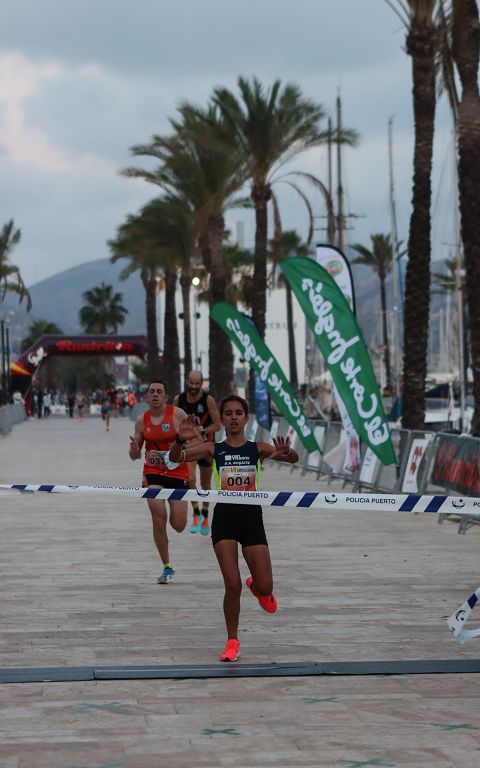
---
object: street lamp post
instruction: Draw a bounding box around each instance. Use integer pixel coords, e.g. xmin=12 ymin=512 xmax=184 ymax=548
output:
xmin=192 ymin=276 xmax=200 ymax=370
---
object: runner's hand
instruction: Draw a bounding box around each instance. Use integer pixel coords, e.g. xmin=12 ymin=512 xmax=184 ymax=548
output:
xmin=177 ymin=415 xmax=197 ymax=442
xmin=129 ymin=436 xmax=141 ymax=458
xmin=269 ymin=436 xmax=292 ymax=461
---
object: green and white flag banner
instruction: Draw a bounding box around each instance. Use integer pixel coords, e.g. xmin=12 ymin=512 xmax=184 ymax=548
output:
xmin=210 ymin=302 xmax=320 ymax=454
xmin=281 ymin=257 xmax=396 ymax=466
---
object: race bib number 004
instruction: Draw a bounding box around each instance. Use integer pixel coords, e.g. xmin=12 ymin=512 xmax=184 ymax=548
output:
xmin=220 ymin=465 xmax=257 ymax=491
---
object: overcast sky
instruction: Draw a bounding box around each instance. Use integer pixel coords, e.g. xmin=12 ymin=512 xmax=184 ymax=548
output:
xmin=0 ymin=0 xmax=456 ymax=287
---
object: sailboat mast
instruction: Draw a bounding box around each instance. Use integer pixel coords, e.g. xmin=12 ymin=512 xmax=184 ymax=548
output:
xmin=388 ymin=116 xmax=402 ymax=398
xmin=327 ymin=117 xmax=335 ymax=244
xmin=452 ymin=126 xmax=466 ymax=431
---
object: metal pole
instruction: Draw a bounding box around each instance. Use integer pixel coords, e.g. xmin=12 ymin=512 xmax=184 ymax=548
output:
xmin=388 ymin=117 xmax=401 ymax=399
xmin=336 ymin=92 xmax=344 ymax=252
xmin=5 ymin=325 xmax=10 ymax=402
xmin=1 ymin=319 xmax=5 ymax=405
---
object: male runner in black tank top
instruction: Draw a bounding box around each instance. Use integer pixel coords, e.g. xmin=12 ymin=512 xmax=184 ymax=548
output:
xmin=169 ymin=394 xmax=298 ymax=663
xmin=173 ymin=370 xmax=220 ymax=536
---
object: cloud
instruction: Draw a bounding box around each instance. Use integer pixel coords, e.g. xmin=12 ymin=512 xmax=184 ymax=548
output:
xmin=0 ymin=0 xmax=454 ymax=291
xmin=0 ymin=52 xmax=73 ymax=171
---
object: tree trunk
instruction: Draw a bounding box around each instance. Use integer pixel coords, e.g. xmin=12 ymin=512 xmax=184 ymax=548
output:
xmin=180 ymin=271 xmax=193 ymax=383
xmin=401 ymin=19 xmax=436 ymax=429
xmin=142 ymin=268 xmax=162 ymax=382
xmin=286 ymin=282 xmax=298 ymax=391
xmin=249 ymin=182 xmax=271 ymax=410
xmin=163 ymin=268 xmax=181 ymax=399
xmin=208 ymin=214 xmax=234 ymax=401
xmin=453 ymin=0 xmax=480 ymax=434
xmin=379 ymin=274 xmax=392 ymax=392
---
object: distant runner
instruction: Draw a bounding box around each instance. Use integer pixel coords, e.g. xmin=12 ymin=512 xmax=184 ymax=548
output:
xmin=174 ymin=370 xmax=221 ymax=536
xmin=129 ymin=380 xmax=189 ymax=584
xmin=100 ymin=390 xmax=111 ymax=432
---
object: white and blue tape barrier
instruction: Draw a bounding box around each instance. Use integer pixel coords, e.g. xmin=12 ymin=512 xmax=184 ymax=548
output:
xmin=1 ymin=483 xmax=480 ymax=514
xmin=3 ymin=482 xmax=480 ymax=644
xmin=448 ymin=587 xmax=480 ymax=645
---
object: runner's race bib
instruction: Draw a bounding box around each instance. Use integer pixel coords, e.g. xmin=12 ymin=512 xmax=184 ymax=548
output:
xmin=220 ymin=464 xmax=257 ymax=491
xmin=146 ymin=450 xmax=179 ymax=470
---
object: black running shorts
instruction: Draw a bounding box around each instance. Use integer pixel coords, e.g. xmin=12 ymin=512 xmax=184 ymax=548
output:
xmin=143 ymin=474 xmax=189 ymax=489
xmin=211 ymin=503 xmax=268 ymax=548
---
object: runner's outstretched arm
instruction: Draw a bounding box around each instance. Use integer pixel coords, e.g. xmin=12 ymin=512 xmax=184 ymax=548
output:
xmin=169 ymin=416 xmax=213 ymax=464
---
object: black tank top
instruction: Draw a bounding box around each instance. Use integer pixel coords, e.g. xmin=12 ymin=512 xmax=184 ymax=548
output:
xmin=212 ymin=440 xmax=261 ymax=491
xmin=178 ymin=391 xmax=212 ymax=429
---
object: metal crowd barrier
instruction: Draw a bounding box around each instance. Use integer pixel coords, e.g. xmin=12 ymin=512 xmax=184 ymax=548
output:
xmin=247 ymin=415 xmax=480 ymax=534
xmin=0 ymin=403 xmax=27 ymax=438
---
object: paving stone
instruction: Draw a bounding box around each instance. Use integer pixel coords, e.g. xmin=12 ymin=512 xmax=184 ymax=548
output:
xmin=1 ymin=416 xmax=480 ymax=766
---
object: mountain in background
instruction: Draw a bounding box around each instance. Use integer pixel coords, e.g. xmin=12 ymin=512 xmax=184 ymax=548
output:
xmin=3 ymin=259 xmax=146 ymax=350
xmin=2 ymin=254 xmax=445 ymax=369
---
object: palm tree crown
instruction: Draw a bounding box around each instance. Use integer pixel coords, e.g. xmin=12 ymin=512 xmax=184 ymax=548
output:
xmin=0 ymin=219 xmax=32 ymax=311
xmin=79 ymin=283 xmax=128 ymax=334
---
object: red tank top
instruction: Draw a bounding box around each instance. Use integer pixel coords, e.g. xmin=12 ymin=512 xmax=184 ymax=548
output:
xmin=142 ymin=406 xmax=189 ymax=480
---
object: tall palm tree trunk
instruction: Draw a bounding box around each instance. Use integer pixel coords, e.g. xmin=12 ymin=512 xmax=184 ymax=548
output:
xmin=208 ymin=214 xmax=234 ymax=401
xmin=379 ymin=274 xmax=392 ymax=391
xmin=401 ymin=20 xmax=436 ymax=429
xmin=286 ymin=283 xmax=298 ymax=391
xmin=142 ymin=267 xmax=162 ymax=381
xmin=163 ymin=268 xmax=181 ymax=397
xmin=180 ymin=272 xmax=193 ymax=382
xmin=454 ymin=0 xmax=480 ymax=434
xmin=249 ymin=183 xmax=271 ymax=409
xmin=251 ymin=183 xmax=271 ymax=338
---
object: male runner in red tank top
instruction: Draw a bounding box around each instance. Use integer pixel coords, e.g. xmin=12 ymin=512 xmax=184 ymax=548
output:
xmin=129 ymin=381 xmax=189 ymax=584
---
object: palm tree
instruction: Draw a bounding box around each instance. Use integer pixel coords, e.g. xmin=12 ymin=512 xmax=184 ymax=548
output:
xmin=386 ymin=1 xmax=439 ymax=428
xmin=448 ymin=0 xmax=480 ymax=434
xmin=139 ymin=195 xmax=195 ymax=394
xmin=79 ymin=282 xmax=128 ymax=334
xmin=269 ymin=230 xmax=309 ymax=391
xmin=110 ymin=203 xmax=171 ymax=386
xmin=0 ymin=220 xmax=32 ymax=311
xmin=431 ymin=257 xmax=457 ymax=295
xmin=111 ymin=196 xmax=196 ymax=394
xmin=123 ymin=105 xmax=248 ymax=400
xmin=211 ymin=77 xmax=356 ymax=344
xmin=351 ymin=234 xmax=402 ymax=393
xmin=20 ymin=319 xmax=63 ymax=352
xmin=195 ymin=233 xmax=254 ymax=310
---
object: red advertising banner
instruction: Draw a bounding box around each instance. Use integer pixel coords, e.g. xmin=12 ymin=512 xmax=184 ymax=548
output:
xmin=431 ymin=434 xmax=480 ymax=496
xmin=12 ymin=334 xmax=148 ymax=376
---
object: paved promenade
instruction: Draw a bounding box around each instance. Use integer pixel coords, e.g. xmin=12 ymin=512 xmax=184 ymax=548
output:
xmin=1 ymin=414 xmax=480 ymax=767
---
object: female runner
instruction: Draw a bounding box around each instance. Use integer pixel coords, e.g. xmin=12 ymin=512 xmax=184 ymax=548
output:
xmin=170 ymin=393 xmax=298 ymax=662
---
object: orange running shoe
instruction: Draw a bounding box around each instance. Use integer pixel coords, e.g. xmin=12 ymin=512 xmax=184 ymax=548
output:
xmin=246 ymin=577 xmax=278 ymax=613
xmin=219 ymin=638 xmax=240 ymax=662
xmin=190 ymin=514 xmax=203 ymax=534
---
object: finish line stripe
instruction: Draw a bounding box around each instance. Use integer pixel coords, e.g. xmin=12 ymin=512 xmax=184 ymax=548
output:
xmin=3 ymin=659 xmax=480 ymax=684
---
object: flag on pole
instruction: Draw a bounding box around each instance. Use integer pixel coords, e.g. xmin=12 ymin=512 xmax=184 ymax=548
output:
xmin=281 ymin=257 xmax=396 ymax=466
xmin=211 ymin=301 xmax=320 ymax=454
